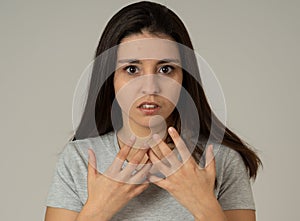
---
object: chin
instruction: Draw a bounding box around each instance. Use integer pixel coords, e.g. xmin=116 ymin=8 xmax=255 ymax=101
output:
xmin=137 ymin=116 xmax=168 ymax=130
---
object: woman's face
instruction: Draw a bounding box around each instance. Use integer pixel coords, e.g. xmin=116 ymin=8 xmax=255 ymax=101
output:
xmin=114 ymin=32 xmax=183 ymax=133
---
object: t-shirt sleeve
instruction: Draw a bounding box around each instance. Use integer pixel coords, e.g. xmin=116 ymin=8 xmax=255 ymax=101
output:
xmin=45 ymin=142 xmax=83 ymax=212
xmin=217 ymin=148 xmax=256 ymax=211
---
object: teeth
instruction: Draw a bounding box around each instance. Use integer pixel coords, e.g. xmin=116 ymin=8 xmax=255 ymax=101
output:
xmin=141 ymin=104 xmax=158 ymax=109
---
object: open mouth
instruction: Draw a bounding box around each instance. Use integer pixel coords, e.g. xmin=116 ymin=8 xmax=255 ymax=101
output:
xmin=137 ymin=102 xmax=160 ymax=114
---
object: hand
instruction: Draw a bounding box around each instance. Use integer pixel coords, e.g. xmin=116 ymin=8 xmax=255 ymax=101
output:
xmin=80 ymin=138 xmax=152 ymax=221
xmin=148 ymin=127 xmax=226 ymax=220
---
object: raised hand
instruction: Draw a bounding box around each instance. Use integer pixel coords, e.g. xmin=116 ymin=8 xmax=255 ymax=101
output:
xmin=148 ymin=127 xmax=226 ymax=221
xmin=78 ymin=137 xmax=152 ymax=221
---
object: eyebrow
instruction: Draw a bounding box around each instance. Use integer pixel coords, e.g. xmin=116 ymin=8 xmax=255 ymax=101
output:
xmin=117 ymin=58 xmax=181 ymax=64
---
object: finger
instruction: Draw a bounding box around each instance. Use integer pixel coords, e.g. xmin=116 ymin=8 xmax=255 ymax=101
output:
xmin=148 ymin=149 xmax=170 ymax=175
xmin=130 ymin=182 xmax=150 ymax=197
xmin=130 ymin=161 xmax=152 ymax=184
xmin=205 ymin=144 xmax=216 ymax=173
xmin=109 ymin=136 xmax=136 ymax=173
xmin=150 ymin=144 xmax=164 ymax=160
xmin=88 ymin=148 xmax=98 ymax=178
xmin=121 ymin=146 xmax=149 ymax=178
xmin=134 ymin=160 xmax=152 ymax=176
xmin=152 ymin=134 xmax=181 ymax=166
xmin=117 ymin=135 xmax=136 ymax=161
xmin=129 ymin=145 xmax=149 ymax=165
xmin=168 ymin=127 xmax=191 ymax=162
xmin=147 ymin=174 xmax=168 ymax=190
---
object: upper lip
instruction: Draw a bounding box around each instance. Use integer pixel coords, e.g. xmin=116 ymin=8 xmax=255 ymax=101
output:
xmin=137 ymin=101 xmax=160 ymax=108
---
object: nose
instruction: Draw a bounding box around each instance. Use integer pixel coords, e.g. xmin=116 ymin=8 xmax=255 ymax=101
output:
xmin=141 ymin=74 xmax=161 ymax=95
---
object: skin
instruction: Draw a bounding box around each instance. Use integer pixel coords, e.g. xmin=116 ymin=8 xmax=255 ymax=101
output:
xmin=45 ymin=142 xmax=152 ymax=221
xmin=113 ymin=31 xmax=183 ymax=163
xmin=114 ymin=32 xmax=183 ymax=137
xmin=44 ymin=32 xmax=256 ymax=221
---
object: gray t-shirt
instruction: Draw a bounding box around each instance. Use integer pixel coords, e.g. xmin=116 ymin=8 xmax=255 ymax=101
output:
xmin=46 ymin=131 xmax=255 ymax=220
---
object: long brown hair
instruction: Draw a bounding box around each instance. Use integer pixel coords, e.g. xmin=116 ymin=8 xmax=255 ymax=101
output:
xmin=71 ymin=1 xmax=262 ymax=179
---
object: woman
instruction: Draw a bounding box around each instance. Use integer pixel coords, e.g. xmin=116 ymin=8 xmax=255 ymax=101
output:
xmin=45 ymin=1 xmax=262 ymax=220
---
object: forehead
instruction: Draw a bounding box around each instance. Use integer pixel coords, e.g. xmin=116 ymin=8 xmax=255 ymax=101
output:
xmin=117 ymin=36 xmax=181 ymax=62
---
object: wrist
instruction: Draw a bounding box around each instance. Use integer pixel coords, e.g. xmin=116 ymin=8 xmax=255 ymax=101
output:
xmin=193 ymin=197 xmax=227 ymax=221
xmin=76 ymin=203 xmax=110 ymax=221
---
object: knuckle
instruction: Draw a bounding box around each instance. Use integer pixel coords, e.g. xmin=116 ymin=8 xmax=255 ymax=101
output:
xmin=130 ymin=159 xmax=140 ymax=165
xmin=138 ymin=149 xmax=148 ymax=156
xmin=117 ymin=151 xmax=127 ymax=160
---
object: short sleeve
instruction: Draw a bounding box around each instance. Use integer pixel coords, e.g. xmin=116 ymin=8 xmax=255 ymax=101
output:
xmin=45 ymin=143 xmax=83 ymax=212
xmin=217 ymin=149 xmax=256 ymax=211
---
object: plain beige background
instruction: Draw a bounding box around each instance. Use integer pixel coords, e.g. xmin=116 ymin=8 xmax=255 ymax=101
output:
xmin=1 ymin=0 xmax=299 ymax=220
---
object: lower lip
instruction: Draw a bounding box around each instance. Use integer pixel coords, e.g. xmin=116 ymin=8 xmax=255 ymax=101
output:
xmin=138 ymin=107 xmax=160 ymax=115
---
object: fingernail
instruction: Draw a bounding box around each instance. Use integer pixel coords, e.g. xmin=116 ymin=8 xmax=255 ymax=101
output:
xmin=168 ymin=127 xmax=175 ymax=135
xmin=130 ymin=135 xmax=136 ymax=142
xmin=142 ymin=142 xmax=150 ymax=149
xmin=152 ymin=133 xmax=160 ymax=141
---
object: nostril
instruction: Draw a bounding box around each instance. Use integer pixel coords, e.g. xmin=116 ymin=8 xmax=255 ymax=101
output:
xmin=141 ymin=75 xmax=161 ymax=94
xmin=142 ymin=86 xmax=160 ymax=94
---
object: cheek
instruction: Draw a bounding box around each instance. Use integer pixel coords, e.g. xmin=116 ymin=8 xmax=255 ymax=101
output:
xmin=165 ymin=100 xmax=177 ymax=112
xmin=114 ymin=77 xmax=141 ymax=112
xmin=176 ymin=71 xmax=183 ymax=84
xmin=113 ymin=73 xmax=122 ymax=92
xmin=114 ymin=74 xmax=130 ymax=98
xmin=162 ymin=84 xmax=182 ymax=107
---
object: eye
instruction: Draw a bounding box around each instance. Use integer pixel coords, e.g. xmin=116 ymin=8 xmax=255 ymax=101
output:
xmin=124 ymin=65 xmax=139 ymax=75
xmin=158 ymin=65 xmax=174 ymax=74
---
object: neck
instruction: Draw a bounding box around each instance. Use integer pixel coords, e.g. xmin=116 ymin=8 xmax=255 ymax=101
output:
xmin=117 ymin=116 xmax=168 ymax=149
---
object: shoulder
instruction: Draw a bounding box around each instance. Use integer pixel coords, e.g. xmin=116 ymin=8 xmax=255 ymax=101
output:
xmin=214 ymin=144 xmax=250 ymax=187
xmin=45 ymin=135 xmax=115 ymax=212
xmin=65 ymin=131 xmax=115 ymax=154
xmin=214 ymin=144 xmax=247 ymax=174
xmin=58 ymin=132 xmax=117 ymax=175
xmin=213 ymin=144 xmax=255 ymax=210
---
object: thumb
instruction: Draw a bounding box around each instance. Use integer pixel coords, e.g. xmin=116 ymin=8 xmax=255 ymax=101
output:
xmin=88 ymin=148 xmax=98 ymax=178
